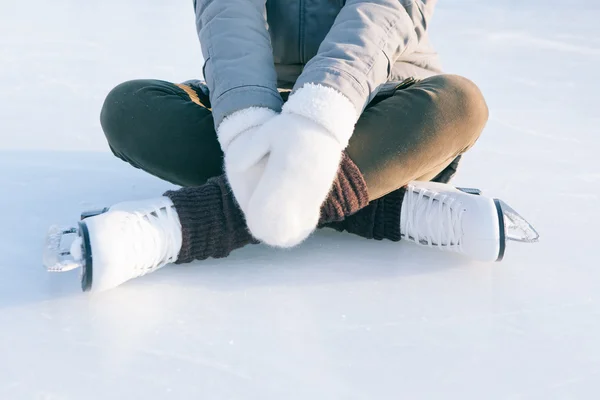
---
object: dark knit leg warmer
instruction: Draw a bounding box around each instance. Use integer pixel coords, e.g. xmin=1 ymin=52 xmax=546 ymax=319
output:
xmin=323 ymin=188 xmax=404 ymax=241
xmin=164 ymin=177 xmax=258 ymax=264
xmin=164 ymin=153 xmax=403 ymax=263
xmin=319 ymin=153 xmax=370 ymax=223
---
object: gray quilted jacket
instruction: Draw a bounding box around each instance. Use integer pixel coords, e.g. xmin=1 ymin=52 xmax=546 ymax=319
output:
xmin=194 ymin=0 xmax=442 ymax=126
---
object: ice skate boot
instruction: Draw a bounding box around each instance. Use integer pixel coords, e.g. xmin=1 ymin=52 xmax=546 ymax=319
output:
xmin=401 ymin=181 xmax=539 ymax=262
xmin=43 ymin=197 xmax=182 ymax=292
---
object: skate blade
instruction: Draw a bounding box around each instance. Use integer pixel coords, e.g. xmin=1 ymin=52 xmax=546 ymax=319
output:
xmin=496 ymin=200 xmax=540 ymax=243
xmin=43 ymin=225 xmax=84 ymax=272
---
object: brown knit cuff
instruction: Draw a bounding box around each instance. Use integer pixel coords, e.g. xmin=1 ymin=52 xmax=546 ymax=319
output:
xmin=372 ymin=188 xmax=404 ymax=241
xmin=318 ymin=152 xmax=403 ymax=242
xmin=164 ymin=176 xmax=257 ymax=264
xmin=324 ymin=187 xmax=404 ymax=242
xmin=319 ymin=152 xmax=370 ymax=224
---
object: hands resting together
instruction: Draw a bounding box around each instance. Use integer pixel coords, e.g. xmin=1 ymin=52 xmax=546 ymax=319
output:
xmin=217 ymin=84 xmax=358 ymax=248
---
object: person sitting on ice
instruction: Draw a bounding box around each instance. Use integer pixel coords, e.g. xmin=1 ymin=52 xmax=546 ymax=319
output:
xmin=45 ymin=0 xmax=538 ymax=292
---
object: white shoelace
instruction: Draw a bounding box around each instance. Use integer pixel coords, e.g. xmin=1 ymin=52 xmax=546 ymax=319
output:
xmin=125 ymin=205 xmax=181 ymax=278
xmin=402 ymin=185 xmax=465 ymax=251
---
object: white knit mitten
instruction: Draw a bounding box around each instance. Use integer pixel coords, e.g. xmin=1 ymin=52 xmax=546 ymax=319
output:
xmin=246 ymin=84 xmax=359 ymax=247
xmin=217 ymin=107 xmax=277 ymax=212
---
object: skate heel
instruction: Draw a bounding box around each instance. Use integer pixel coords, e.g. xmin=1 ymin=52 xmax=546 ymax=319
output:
xmin=78 ymin=221 xmax=93 ymax=292
xmin=43 ymin=219 xmax=96 ymax=292
xmin=43 ymin=226 xmax=84 ymax=273
xmin=495 ymin=200 xmax=540 ymax=243
xmin=493 ymin=199 xmax=540 ymax=262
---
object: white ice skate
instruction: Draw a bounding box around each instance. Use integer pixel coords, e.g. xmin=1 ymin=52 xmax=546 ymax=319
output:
xmin=43 ymin=197 xmax=182 ymax=293
xmin=401 ymin=181 xmax=539 ymax=262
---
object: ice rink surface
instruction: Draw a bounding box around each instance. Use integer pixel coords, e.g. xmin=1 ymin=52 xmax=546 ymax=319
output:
xmin=0 ymin=1 xmax=598 ymax=398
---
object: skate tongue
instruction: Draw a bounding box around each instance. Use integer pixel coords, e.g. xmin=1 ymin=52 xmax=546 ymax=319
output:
xmin=43 ymin=225 xmax=84 ymax=272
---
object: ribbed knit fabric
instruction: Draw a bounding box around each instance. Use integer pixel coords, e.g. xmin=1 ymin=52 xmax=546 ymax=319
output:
xmin=320 ymin=153 xmax=370 ymax=223
xmin=164 ymin=176 xmax=258 ymax=264
xmin=325 ymin=188 xmax=404 ymax=241
xmin=164 ymin=154 xmax=403 ymax=263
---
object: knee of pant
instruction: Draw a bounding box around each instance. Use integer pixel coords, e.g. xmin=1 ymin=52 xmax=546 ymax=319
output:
xmin=100 ymin=79 xmax=161 ymax=154
xmin=431 ymin=74 xmax=490 ymax=142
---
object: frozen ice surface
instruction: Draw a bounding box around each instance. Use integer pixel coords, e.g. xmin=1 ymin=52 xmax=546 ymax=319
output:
xmin=0 ymin=0 xmax=598 ymax=399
